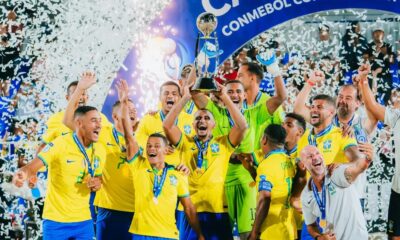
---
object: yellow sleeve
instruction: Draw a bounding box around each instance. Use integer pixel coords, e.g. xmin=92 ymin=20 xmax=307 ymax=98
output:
xmin=257 ymin=161 xmax=276 ymax=192
xmin=37 ymin=141 xmax=59 ymax=167
xmin=342 ymin=135 xmax=358 ymax=151
xmin=177 ymin=173 xmax=190 ymax=198
xmin=217 ymin=135 xmax=236 ymax=153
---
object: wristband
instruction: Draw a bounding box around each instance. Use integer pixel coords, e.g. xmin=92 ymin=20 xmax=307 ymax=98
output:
xmin=307 ymin=80 xmax=316 ymax=86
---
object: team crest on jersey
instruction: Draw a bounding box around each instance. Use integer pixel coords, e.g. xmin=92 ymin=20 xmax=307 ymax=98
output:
xmin=327 ymin=183 xmax=336 ymax=195
xmin=323 ymin=140 xmax=332 ymax=150
xmin=169 ymin=175 xmax=177 ymax=186
xmin=210 ymin=143 xmax=220 ymax=153
xmin=93 ymin=157 xmax=100 ymax=169
xmin=184 ymin=125 xmax=191 ymax=135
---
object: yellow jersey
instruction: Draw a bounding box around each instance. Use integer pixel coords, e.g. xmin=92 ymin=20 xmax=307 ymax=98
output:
xmin=135 ymin=110 xmax=194 ymax=166
xmin=256 ymin=149 xmax=296 ymax=240
xmin=41 ymin=110 xmax=112 ymax=144
xmin=37 ymin=133 xmax=106 ymax=222
xmin=94 ymin=127 xmax=135 ymax=212
xmin=297 ymin=124 xmax=357 ymax=165
xmin=128 ymin=154 xmax=189 ymax=239
xmin=175 ymin=134 xmax=235 ymax=213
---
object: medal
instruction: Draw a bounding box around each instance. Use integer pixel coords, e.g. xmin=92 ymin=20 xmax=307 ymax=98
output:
xmin=196 ymin=168 xmax=204 ymax=174
xmin=319 ymin=219 xmax=327 ymax=229
xmin=153 ymin=196 xmax=158 ymax=205
xmin=194 ymin=136 xmax=212 ymax=172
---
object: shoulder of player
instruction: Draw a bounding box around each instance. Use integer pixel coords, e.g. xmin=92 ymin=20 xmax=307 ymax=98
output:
xmin=46 ymin=110 xmax=65 ymax=124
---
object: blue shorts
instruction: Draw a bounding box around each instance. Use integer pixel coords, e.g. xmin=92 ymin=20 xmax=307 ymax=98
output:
xmin=42 ymin=219 xmax=94 ymax=240
xmin=132 ymin=234 xmax=176 ymax=240
xmin=176 ymin=211 xmax=232 ymax=240
xmin=96 ymin=207 xmax=134 ymax=240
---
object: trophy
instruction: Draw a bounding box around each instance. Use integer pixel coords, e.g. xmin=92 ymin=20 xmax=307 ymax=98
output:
xmin=192 ymin=12 xmax=222 ymax=92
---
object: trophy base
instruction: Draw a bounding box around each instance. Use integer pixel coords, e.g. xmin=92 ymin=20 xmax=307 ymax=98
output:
xmin=192 ymin=77 xmax=218 ymax=92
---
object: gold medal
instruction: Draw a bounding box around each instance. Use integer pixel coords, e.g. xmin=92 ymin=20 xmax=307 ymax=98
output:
xmin=196 ymin=168 xmax=204 ymax=174
xmin=319 ymin=219 xmax=327 ymax=229
xmin=153 ymin=196 xmax=158 ymax=205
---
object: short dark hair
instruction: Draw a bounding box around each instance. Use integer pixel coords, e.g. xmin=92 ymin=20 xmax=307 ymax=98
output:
xmin=74 ymin=106 xmax=98 ymax=118
xmin=263 ymin=124 xmax=286 ymax=146
xmin=160 ymin=81 xmax=181 ymax=96
xmin=67 ymin=81 xmax=79 ymax=95
xmin=285 ymin=112 xmax=306 ymax=132
xmin=241 ymin=62 xmax=264 ymax=82
xmin=225 ymin=80 xmax=245 ymax=88
xmin=312 ymin=94 xmax=335 ymax=108
xmin=112 ymin=99 xmax=134 ymax=113
xmin=318 ymin=24 xmax=330 ymax=33
xmin=148 ymin=133 xmax=168 ymax=146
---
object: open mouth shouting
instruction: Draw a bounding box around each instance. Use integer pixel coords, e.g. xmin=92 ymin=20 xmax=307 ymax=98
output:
xmin=166 ymin=100 xmax=175 ymax=108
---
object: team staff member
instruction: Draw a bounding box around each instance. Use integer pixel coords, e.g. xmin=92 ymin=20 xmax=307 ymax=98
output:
xmin=300 ymin=145 xmax=371 ymax=240
xmin=135 ymin=81 xmax=194 ymax=166
xmin=117 ymin=80 xmax=204 ymax=240
xmin=13 ymin=106 xmax=106 ymax=240
xmin=163 ymin=83 xmax=247 ymax=239
xmin=249 ymin=124 xmax=296 ymax=240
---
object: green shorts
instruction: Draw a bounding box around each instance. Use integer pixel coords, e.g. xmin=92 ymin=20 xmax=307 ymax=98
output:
xmin=225 ymin=164 xmax=256 ymax=234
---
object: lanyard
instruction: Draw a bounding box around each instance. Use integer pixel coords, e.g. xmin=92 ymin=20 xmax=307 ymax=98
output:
xmin=243 ymin=91 xmax=262 ymax=109
xmin=194 ymin=136 xmax=212 ymax=169
xmin=308 ymin=124 xmax=333 ymax=146
xmin=73 ymin=132 xmax=94 ymax=177
xmin=225 ymin=108 xmax=244 ymax=127
xmin=186 ymin=101 xmax=195 ymax=114
xmin=159 ymin=110 xmax=178 ymax=125
xmin=264 ymin=149 xmax=286 ymax=160
xmin=311 ymin=180 xmax=326 ymax=220
xmin=333 ymin=114 xmax=354 ymax=128
xmin=153 ymin=166 xmax=168 ymax=199
xmin=287 ymin=145 xmax=297 ymax=156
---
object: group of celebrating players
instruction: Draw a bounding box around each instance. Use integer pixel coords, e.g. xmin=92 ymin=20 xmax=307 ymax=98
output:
xmin=11 ymin=51 xmax=400 ymax=240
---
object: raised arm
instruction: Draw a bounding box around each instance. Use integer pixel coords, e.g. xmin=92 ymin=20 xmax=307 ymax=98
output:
xmin=13 ymin=157 xmax=44 ymax=188
xmin=293 ymin=71 xmax=325 ymax=123
xmin=162 ymin=86 xmax=190 ymax=146
xmin=357 ymin=64 xmax=385 ymax=122
xmin=257 ymin=50 xmax=287 ymax=115
xmin=214 ymin=83 xmax=247 ymax=147
xmin=343 ymin=142 xmax=373 ymax=184
xmin=117 ymin=80 xmax=140 ymax=160
xmin=249 ymin=191 xmax=271 ymax=240
xmin=62 ymin=71 xmax=96 ymax=130
xmin=186 ymin=65 xmax=209 ymax=109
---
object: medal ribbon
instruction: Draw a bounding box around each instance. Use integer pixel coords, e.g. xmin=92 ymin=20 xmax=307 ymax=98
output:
xmin=73 ymin=132 xmax=94 ymax=177
xmin=153 ymin=166 xmax=168 ymax=199
xmin=186 ymin=101 xmax=195 ymax=114
xmin=243 ymin=91 xmax=262 ymax=109
xmin=307 ymin=124 xmax=333 ymax=146
xmin=160 ymin=111 xmax=178 ymax=125
xmin=287 ymin=145 xmax=297 ymax=156
xmin=194 ymin=136 xmax=212 ymax=169
xmin=311 ymin=180 xmax=326 ymax=221
xmin=225 ymin=108 xmax=244 ymax=127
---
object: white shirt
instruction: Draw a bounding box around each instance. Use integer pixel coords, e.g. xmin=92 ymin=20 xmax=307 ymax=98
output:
xmin=301 ymin=165 xmax=368 ymax=240
xmin=384 ymin=107 xmax=400 ymax=193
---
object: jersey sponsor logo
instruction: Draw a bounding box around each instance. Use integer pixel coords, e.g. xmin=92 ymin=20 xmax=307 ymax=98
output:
xmin=258 ymin=175 xmax=273 ymax=192
xmin=184 ymin=125 xmax=191 ymax=135
xmin=106 ymin=142 xmax=115 ymax=147
xmin=66 ymin=159 xmax=75 ymax=164
xmin=323 ymin=140 xmax=332 ymax=151
xmin=210 ymin=143 xmax=220 ymax=153
xmin=61 ymin=132 xmax=69 ymax=136
xmin=169 ymin=174 xmax=177 ymax=186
